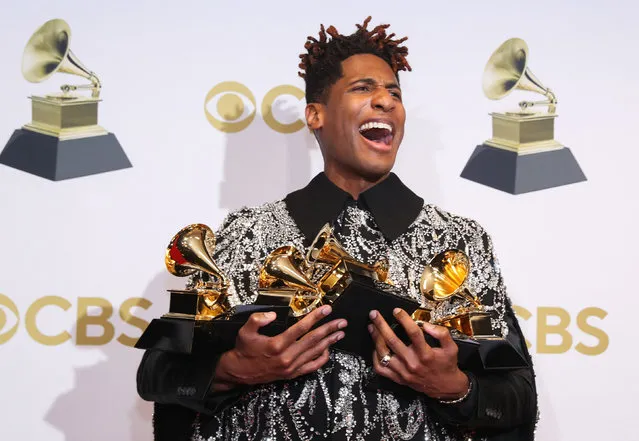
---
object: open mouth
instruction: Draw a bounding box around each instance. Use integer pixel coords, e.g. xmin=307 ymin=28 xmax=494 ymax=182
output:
xmin=359 ymin=121 xmax=393 ymax=147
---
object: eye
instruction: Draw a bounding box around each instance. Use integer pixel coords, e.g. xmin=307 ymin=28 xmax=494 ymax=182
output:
xmin=0 ymin=294 xmax=20 ymax=344
xmin=204 ymin=82 xmax=257 ymax=133
xmin=352 ymin=85 xmax=371 ymax=92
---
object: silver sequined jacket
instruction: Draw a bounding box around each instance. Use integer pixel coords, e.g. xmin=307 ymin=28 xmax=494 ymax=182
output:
xmin=138 ymin=174 xmax=536 ymax=441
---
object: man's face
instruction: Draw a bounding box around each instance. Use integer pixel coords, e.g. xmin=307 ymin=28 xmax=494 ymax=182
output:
xmin=307 ymin=53 xmax=406 ymax=183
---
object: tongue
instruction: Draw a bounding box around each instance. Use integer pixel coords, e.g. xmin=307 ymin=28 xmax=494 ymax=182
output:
xmin=361 ymin=128 xmax=391 ymax=144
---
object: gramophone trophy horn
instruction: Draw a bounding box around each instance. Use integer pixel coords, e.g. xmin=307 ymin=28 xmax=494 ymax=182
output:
xmin=460 ymin=37 xmax=585 ymax=194
xmin=482 ymin=38 xmax=557 ymax=113
xmin=307 ymin=223 xmax=390 ymax=283
xmin=166 ymin=224 xmax=227 ymax=283
xmin=419 ymin=249 xmax=478 ymax=305
xmin=417 ymin=249 xmax=497 ymax=339
xmin=0 ymin=18 xmax=131 ymax=181
xmin=164 ymin=224 xmax=231 ymax=320
xmin=22 ymin=19 xmax=102 ymax=98
xmin=257 ymin=246 xmax=323 ymax=317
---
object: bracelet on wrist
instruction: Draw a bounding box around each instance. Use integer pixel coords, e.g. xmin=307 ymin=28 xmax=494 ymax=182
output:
xmin=437 ymin=376 xmax=473 ymax=405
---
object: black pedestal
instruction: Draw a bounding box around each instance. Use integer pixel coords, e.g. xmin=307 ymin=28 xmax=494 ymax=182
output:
xmin=135 ymin=304 xmax=291 ymax=354
xmin=317 ymin=276 xmax=420 ymax=357
xmin=135 ymin=276 xmax=421 ymax=359
xmin=460 ymin=144 xmax=586 ymax=194
xmin=0 ymin=129 xmax=132 ymax=181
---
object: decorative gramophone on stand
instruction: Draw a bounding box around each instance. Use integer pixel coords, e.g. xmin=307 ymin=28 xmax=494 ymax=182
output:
xmin=403 ymin=248 xmax=529 ymax=371
xmin=0 ymin=18 xmax=131 ymax=180
xmin=255 ymin=245 xmax=323 ymax=317
xmin=460 ymin=37 xmax=586 ymax=194
xmin=135 ymin=224 xmax=289 ymax=354
xmin=163 ymin=224 xmax=232 ymax=320
xmin=420 ymin=249 xmax=497 ymax=339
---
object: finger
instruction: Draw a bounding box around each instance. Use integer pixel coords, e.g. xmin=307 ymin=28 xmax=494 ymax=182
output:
xmin=293 ymin=317 xmax=347 ymax=354
xmin=422 ymin=322 xmax=457 ymax=352
xmin=372 ymin=349 xmax=406 ymax=386
xmin=369 ymin=323 xmax=390 ymax=362
xmin=393 ymin=308 xmax=430 ymax=350
xmin=369 ymin=310 xmax=410 ymax=361
xmin=239 ymin=311 xmax=278 ymax=335
xmin=280 ymin=305 xmax=333 ymax=346
xmin=293 ymin=349 xmax=331 ymax=378
xmin=369 ymin=325 xmax=412 ymax=380
xmin=291 ymin=329 xmax=344 ymax=372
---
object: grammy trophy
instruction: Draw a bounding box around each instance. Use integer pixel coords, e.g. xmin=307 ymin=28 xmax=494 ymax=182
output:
xmin=461 ymin=38 xmax=586 ymax=194
xmin=0 ymin=18 xmax=131 ymax=180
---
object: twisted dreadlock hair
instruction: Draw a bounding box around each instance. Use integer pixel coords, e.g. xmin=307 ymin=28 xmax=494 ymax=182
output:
xmin=299 ymin=16 xmax=412 ymax=104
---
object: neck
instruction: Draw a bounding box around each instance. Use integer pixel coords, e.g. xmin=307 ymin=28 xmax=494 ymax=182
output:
xmin=323 ymin=166 xmax=390 ymax=199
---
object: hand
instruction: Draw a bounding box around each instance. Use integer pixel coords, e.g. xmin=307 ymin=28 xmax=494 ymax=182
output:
xmin=368 ymin=308 xmax=469 ymax=400
xmin=213 ymin=305 xmax=347 ymax=389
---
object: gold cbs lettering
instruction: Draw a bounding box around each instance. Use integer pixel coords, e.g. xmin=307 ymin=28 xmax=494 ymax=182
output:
xmin=0 ymin=295 xmax=610 ymax=354
xmin=513 ymin=305 xmax=609 ymax=355
xmin=0 ymin=295 xmax=151 ymax=347
xmin=204 ymin=82 xmax=305 ymax=134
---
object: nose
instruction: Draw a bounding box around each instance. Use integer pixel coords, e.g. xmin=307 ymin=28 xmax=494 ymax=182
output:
xmin=371 ymin=88 xmax=395 ymax=112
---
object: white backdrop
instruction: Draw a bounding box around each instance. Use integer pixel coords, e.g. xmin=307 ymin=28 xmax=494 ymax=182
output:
xmin=0 ymin=1 xmax=637 ymax=440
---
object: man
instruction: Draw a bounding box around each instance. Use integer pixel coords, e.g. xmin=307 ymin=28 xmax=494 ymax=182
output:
xmin=137 ymin=17 xmax=537 ymax=441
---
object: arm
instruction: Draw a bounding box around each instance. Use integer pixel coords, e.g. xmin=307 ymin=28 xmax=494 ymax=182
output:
xmin=136 ymin=306 xmax=348 ymax=415
xmin=426 ymin=302 xmax=537 ymax=434
xmin=369 ymin=303 xmax=536 ymax=436
xmin=136 ymin=348 xmax=245 ymax=415
xmin=369 ymin=223 xmax=537 ymax=438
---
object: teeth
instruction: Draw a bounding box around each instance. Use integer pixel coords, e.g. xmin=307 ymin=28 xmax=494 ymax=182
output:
xmin=359 ymin=121 xmax=393 ymax=134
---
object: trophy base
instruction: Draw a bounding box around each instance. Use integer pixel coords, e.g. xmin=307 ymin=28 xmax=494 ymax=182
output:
xmin=396 ymin=328 xmax=528 ymax=370
xmin=0 ymin=129 xmax=132 ymax=181
xmin=315 ymin=274 xmax=420 ymax=358
xmin=135 ymin=304 xmax=291 ymax=354
xmin=164 ymin=289 xmax=228 ymax=321
xmin=437 ymin=311 xmax=498 ymax=339
xmin=487 ymin=112 xmax=560 ymax=152
xmin=460 ymin=143 xmax=586 ymax=194
xmin=26 ymin=95 xmax=104 ymax=140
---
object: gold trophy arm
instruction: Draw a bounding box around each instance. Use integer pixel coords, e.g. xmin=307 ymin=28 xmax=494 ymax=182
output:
xmin=60 ymin=73 xmax=102 ymax=99
xmin=518 ymin=89 xmax=557 ymax=113
xmin=458 ymin=288 xmax=483 ymax=309
xmin=307 ymin=223 xmax=389 ymax=282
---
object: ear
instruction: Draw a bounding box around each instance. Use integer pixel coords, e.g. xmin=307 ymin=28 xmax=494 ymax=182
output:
xmin=305 ymin=103 xmax=325 ymax=130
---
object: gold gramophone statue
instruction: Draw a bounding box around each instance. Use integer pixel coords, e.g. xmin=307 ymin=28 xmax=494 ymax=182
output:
xmin=419 ymin=249 xmax=497 ymax=339
xmin=308 ymin=223 xmax=390 ymax=286
xmin=399 ymin=249 xmax=530 ymax=371
xmin=257 ymin=224 xmax=419 ymax=357
xmin=164 ymin=224 xmax=232 ymax=320
xmin=135 ymin=223 xmax=290 ymax=354
xmin=0 ymin=18 xmax=131 ymax=181
xmin=460 ymin=37 xmax=586 ymax=194
xmin=256 ymin=245 xmax=323 ymax=317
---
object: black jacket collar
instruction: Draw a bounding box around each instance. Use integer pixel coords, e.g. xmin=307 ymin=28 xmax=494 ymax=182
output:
xmin=284 ymin=172 xmax=424 ymax=243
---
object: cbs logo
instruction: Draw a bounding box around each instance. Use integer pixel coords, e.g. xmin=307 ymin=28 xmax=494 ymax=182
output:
xmin=513 ymin=306 xmax=609 ymax=355
xmin=0 ymin=294 xmax=150 ymax=347
xmin=204 ymin=82 xmax=306 ymax=134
